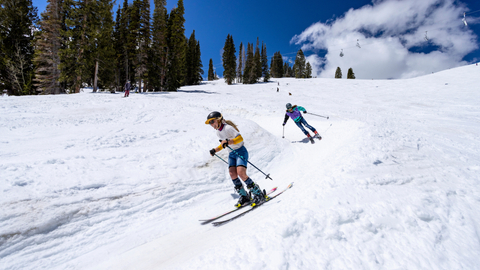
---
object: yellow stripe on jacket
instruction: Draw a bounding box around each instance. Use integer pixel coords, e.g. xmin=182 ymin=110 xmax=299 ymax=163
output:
xmin=217 ymin=134 xmax=244 ymax=150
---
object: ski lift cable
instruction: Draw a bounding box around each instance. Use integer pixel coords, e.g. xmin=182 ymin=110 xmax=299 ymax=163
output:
xmin=300 ymin=9 xmax=480 ymax=54
xmin=465 ymin=9 xmax=480 ymax=15
xmin=323 ymin=13 xmax=476 ymax=54
xmin=211 ymin=9 xmax=480 ymax=65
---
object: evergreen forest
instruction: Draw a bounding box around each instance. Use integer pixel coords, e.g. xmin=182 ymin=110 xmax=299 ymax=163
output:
xmin=0 ymin=0 xmax=203 ymax=95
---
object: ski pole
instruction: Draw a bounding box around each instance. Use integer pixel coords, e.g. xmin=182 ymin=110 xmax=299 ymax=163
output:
xmin=308 ymin=112 xmax=329 ymax=119
xmin=226 ymin=146 xmax=273 ymax=181
xmin=214 ymin=154 xmax=228 ymax=164
xmin=282 ymin=125 xmax=285 ymax=138
xmin=324 ymin=123 xmax=332 ymax=133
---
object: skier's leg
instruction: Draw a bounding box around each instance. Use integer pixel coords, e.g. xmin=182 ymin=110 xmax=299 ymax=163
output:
xmin=229 ymin=152 xmax=250 ymax=207
xmin=228 ymin=152 xmax=240 ymax=183
xmin=235 ymin=146 xmax=267 ymax=205
xmin=300 ymin=117 xmax=316 ymax=133
xmin=300 ymin=117 xmax=321 ymax=139
xmin=228 ymin=165 xmax=238 ymax=179
xmin=295 ymin=120 xmax=310 ymax=136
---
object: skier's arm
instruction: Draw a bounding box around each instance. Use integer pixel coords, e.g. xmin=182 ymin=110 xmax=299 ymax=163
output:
xmin=297 ymin=106 xmax=306 ymax=112
xmin=217 ymin=134 xmax=243 ymax=150
xmin=283 ymin=114 xmax=289 ymax=125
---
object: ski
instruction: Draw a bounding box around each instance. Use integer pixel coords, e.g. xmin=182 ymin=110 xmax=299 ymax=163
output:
xmin=211 ymin=182 xmax=294 ymax=227
xmin=199 ymin=187 xmax=278 ymax=225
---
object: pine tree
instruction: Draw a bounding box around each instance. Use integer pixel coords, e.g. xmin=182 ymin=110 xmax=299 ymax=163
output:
xmin=149 ymin=0 xmax=168 ymax=91
xmin=0 ymin=0 xmax=38 ymax=95
xmin=193 ymin=39 xmax=203 ymax=84
xmin=133 ymin=0 xmax=150 ymax=92
xmin=222 ymin=34 xmax=236 ymax=85
xmin=243 ymin=43 xmax=256 ymax=84
xmin=58 ymin=0 xmax=116 ymax=93
xmin=113 ymin=1 xmax=129 ymax=90
xmin=237 ymin=42 xmax=243 ymax=83
xmin=347 ymin=67 xmax=356 ymax=79
xmin=93 ymin=0 xmax=116 ymax=92
xmin=270 ymin=51 xmax=283 ymax=78
xmin=184 ymin=34 xmax=192 ymax=85
xmin=269 ymin=55 xmax=274 ymax=78
xmin=261 ymin=42 xmax=270 ymax=82
xmin=166 ymin=0 xmax=186 ymax=91
xmin=128 ymin=0 xmax=140 ymax=87
xmin=76 ymin=0 xmax=95 ymax=92
xmin=58 ymin=0 xmax=78 ymax=92
xmin=59 ymin=0 xmax=90 ymax=93
xmin=34 ymin=0 xmax=64 ymax=94
xmin=293 ymin=49 xmax=306 ymax=79
xmin=283 ymin=62 xmax=291 ymax=77
xmin=270 ymin=52 xmax=276 ymax=78
xmin=335 ymin=67 xmax=342 ymax=79
xmin=305 ymin=62 xmax=312 ymax=78
xmin=254 ymin=38 xmax=261 ymax=81
xmin=242 ymin=43 xmax=250 ymax=83
xmin=185 ymin=30 xmax=203 ymax=85
xmin=208 ymin=58 xmax=214 ymax=81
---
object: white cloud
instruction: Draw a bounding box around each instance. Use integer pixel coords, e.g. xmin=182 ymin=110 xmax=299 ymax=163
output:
xmin=291 ymin=0 xmax=478 ymax=79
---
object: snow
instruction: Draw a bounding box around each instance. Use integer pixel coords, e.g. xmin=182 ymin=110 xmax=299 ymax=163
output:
xmin=1 ymin=64 xmax=480 ymax=270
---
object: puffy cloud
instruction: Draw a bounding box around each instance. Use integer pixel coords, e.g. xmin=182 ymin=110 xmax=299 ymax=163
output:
xmin=291 ymin=0 xmax=478 ymax=79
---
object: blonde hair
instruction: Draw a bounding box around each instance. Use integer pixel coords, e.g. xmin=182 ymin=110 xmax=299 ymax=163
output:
xmin=224 ymin=119 xmax=239 ymax=132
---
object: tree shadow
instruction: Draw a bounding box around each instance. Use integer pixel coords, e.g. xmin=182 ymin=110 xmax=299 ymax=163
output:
xmin=178 ymin=89 xmax=219 ymax=94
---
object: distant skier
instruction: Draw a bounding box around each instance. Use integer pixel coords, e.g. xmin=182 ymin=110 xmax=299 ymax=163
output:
xmin=282 ymin=103 xmax=321 ymax=143
xmin=124 ymin=80 xmax=131 ymax=97
xmin=206 ymin=111 xmax=269 ymax=207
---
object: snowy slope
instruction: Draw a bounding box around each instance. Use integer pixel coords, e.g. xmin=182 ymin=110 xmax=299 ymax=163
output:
xmin=1 ymin=65 xmax=480 ymax=270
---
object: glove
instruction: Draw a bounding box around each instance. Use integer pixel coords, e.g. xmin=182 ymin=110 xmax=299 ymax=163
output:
xmin=209 ymin=148 xmax=216 ymax=156
xmin=303 ymin=111 xmax=307 ymax=114
xmin=222 ymin=139 xmax=229 ymax=149
xmin=282 ymin=123 xmax=286 ymax=126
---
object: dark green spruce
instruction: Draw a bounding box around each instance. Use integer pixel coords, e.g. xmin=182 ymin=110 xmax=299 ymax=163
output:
xmin=0 ymin=0 xmax=38 ymax=95
xmin=222 ymin=34 xmax=236 ymax=85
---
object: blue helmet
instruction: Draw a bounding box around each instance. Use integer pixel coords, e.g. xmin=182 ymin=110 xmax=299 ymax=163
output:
xmin=286 ymin=103 xmax=292 ymax=110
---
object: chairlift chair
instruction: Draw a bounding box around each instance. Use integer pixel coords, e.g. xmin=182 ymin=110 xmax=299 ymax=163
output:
xmin=462 ymin=12 xmax=468 ymax=26
xmin=340 ymin=49 xmax=344 ymax=57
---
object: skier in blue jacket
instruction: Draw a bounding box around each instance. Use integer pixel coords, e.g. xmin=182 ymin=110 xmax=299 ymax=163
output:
xmin=283 ymin=103 xmax=321 ymax=143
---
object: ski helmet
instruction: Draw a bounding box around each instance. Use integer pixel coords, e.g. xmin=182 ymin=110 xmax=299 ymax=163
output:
xmin=205 ymin=111 xmax=222 ymax=124
xmin=286 ymin=103 xmax=292 ymax=110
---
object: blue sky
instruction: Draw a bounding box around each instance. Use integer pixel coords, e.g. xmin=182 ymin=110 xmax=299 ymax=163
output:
xmin=32 ymin=0 xmax=480 ymax=79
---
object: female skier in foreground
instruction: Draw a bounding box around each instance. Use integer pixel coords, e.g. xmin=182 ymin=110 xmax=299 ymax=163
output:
xmin=206 ymin=111 xmax=268 ymax=207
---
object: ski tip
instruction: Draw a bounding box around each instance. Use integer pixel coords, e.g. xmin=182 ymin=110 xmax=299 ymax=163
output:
xmin=199 ymin=220 xmax=212 ymax=225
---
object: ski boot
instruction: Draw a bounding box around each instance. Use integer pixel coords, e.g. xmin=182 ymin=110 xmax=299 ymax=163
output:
xmin=247 ymin=182 xmax=269 ymax=207
xmin=307 ymin=134 xmax=315 ymax=144
xmin=234 ymin=185 xmax=251 ymax=208
xmin=314 ymin=131 xmax=322 ymax=140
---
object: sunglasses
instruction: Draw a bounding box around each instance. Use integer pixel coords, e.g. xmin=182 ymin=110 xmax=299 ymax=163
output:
xmin=209 ymin=119 xmax=215 ymax=125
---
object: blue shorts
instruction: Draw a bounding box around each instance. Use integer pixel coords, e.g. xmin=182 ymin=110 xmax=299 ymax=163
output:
xmin=228 ymin=146 xmax=248 ymax=168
